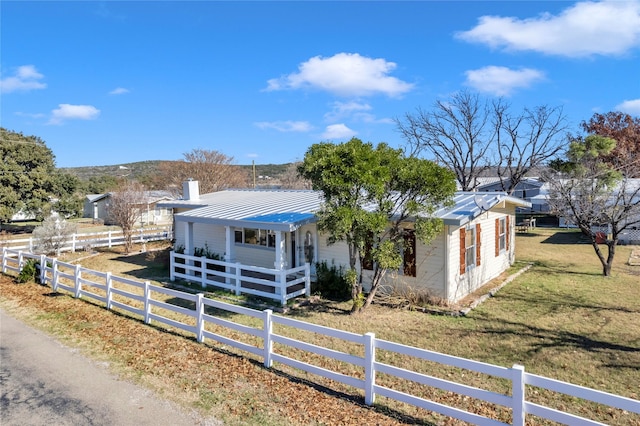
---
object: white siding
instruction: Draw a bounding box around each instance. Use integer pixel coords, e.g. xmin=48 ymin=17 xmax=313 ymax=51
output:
xmin=446 ymin=208 xmax=515 ymax=303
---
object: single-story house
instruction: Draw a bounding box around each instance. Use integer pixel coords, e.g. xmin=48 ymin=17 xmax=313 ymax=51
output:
xmin=83 ymin=191 xmax=175 ymax=226
xmin=159 ymin=181 xmax=531 ymax=303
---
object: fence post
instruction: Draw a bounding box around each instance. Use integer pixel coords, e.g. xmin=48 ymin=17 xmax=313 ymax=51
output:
xmin=52 ymin=259 xmax=59 ymax=292
xmin=105 ymin=272 xmax=113 ymax=310
xmin=1 ymin=247 xmax=6 ymax=273
xmin=72 ymin=233 xmax=77 ymax=253
xmin=201 ymin=256 xmax=207 ymax=289
xmin=304 ymin=263 xmax=311 ymax=297
xmin=144 ymin=281 xmax=151 ymax=324
xmin=512 ymin=364 xmax=526 ymax=426
xmin=39 ymin=254 xmax=46 ymax=284
xmin=170 ymin=251 xmax=175 ymax=281
xmin=263 ymin=309 xmax=273 ymax=368
xmin=364 ymin=332 xmax=376 ymax=405
xmin=196 ymin=293 xmax=205 ymax=343
xmin=108 ymin=231 xmax=112 ymax=248
xmin=74 ymin=264 xmax=82 ymax=298
xmin=279 ymin=270 xmax=287 ymax=306
xmin=29 ymin=238 xmax=33 ymax=252
xmin=235 ymin=262 xmax=242 ymax=296
xmin=18 ymin=250 xmax=24 ymax=271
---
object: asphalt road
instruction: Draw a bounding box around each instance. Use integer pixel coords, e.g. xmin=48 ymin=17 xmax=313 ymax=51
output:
xmin=0 ymin=309 xmax=220 ymax=426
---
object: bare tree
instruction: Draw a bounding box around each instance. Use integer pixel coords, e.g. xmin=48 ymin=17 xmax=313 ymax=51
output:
xmin=396 ymin=91 xmax=568 ymax=193
xmin=546 ymin=135 xmax=640 ymax=276
xmin=155 ymin=149 xmax=249 ymax=195
xmin=278 ymin=162 xmax=312 ymax=189
xmin=396 ymin=91 xmax=493 ymax=191
xmin=107 ymin=181 xmax=148 ymax=254
xmin=493 ymin=103 xmax=568 ymax=194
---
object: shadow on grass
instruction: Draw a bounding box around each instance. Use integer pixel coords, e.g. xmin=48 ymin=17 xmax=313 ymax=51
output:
xmin=473 ymin=317 xmax=639 ymax=359
xmin=541 ymin=231 xmax=591 ymax=245
xmin=498 ymin=290 xmax=640 ymax=314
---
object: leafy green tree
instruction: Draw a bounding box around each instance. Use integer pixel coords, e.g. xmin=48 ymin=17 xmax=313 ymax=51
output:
xmin=298 ymin=138 xmax=456 ymax=313
xmin=0 ymin=128 xmax=80 ymax=222
xmin=82 ymin=175 xmax=122 ymax=194
xmin=546 ymin=135 xmax=640 ymax=276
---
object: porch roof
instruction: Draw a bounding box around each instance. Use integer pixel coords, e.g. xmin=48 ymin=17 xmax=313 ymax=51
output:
xmin=174 ymin=189 xmax=323 ymax=232
xmin=174 ymin=189 xmax=531 ymax=231
xmin=433 ymin=192 xmax=531 ymax=226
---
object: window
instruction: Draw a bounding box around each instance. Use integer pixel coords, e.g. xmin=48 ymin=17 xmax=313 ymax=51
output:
xmin=460 ymin=224 xmax=481 ymax=274
xmin=465 ymin=226 xmax=476 ymax=269
xmin=234 ymin=228 xmax=276 ymax=248
xmin=498 ymin=217 xmax=506 ymax=253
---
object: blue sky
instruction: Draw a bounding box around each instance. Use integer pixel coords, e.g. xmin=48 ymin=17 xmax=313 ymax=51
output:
xmin=2 ymin=1 xmax=639 ymax=168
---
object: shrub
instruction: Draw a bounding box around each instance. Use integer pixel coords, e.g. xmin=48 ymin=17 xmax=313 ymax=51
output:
xmin=17 ymin=259 xmax=38 ymax=283
xmin=313 ymin=261 xmax=351 ymax=301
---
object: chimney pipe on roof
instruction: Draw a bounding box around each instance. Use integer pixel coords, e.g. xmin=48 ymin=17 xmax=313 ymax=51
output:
xmin=183 ymin=179 xmax=200 ymax=201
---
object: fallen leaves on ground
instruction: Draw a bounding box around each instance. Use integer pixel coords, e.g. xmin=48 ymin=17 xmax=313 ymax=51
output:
xmin=0 ymin=276 xmax=457 ymax=426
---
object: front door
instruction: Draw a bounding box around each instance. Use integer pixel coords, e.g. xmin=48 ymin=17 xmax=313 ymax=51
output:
xmin=290 ymin=231 xmax=296 ymax=268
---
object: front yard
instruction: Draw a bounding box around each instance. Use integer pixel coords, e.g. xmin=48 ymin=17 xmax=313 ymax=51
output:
xmin=1 ymin=228 xmax=639 ymax=425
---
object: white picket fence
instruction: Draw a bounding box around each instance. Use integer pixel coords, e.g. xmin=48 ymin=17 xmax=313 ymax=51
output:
xmin=169 ymin=251 xmax=310 ymax=306
xmin=2 ymin=247 xmax=639 ymax=426
xmin=0 ymin=226 xmax=173 ymax=253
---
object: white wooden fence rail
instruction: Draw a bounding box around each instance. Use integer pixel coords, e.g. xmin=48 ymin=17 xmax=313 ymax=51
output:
xmin=0 ymin=226 xmax=173 ymax=253
xmin=2 ymin=247 xmax=639 ymax=426
xmin=169 ymin=251 xmax=310 ymax=306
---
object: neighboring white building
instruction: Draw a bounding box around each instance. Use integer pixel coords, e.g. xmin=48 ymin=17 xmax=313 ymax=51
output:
xmin=159 ymin=181 xmax=531 ymax=303
xmin=83 ymin=191 xmax=175 ymax=226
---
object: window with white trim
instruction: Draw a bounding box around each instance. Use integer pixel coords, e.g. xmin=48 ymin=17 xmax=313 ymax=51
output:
xmin=465 ymin=226 xmax=476 ymax=269
xmin=234 ymin=228 xmax=276 ymax=248
xmin=499 ymin=217 xmax=506 ymax=252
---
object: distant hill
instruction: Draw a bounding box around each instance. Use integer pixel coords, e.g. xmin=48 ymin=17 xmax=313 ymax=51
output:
xmin=60 ymin=161 xmax=292 ymax=183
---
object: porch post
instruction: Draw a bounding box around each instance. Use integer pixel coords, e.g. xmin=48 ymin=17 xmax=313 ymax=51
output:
xmin=274 ymin=231 xmax=286 ymax=270
xmin=184 ymin=221 xmax=194 ymax=255
xmin=225 ymin=226 xmax=235 ymax=284
xmin=184 ymin=221 xmax=195 ymax=276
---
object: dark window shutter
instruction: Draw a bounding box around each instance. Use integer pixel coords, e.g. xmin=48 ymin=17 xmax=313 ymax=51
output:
xmin=506 ymin=216 xmax=510 ymax=250
xmin=476 ymin=223 xmax=482 ymax=266
xmin=459 ymin=228 xmax=466 ymax=275
xmin=403 ymin=230 xmax=416 ymax=277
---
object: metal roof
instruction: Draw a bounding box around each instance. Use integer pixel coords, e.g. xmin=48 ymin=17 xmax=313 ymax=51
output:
xmin=173 ymin=189 xmax=531 ymax=231
xmin=174 ymin=189 xmax=323 ymax=232
xmin=432 ymin=192 xmax=531 ymax=226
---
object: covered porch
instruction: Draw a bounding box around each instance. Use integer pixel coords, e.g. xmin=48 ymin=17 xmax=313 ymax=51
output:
xmin=168 ymin=190 xmax=324 ymax=305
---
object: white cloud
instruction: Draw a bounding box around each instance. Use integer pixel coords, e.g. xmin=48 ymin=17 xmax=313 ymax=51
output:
xmin=456 ymin=0 xmax=640 ymax=57
xmin=15 ymin=111 xmax=46 ymax=119
xmin=615 ymin=99 xmax=640 ymax=115
xmin=0 ymin=65 xmax=47 ymax=93
xmin=109 ymin=87 xmax=130 ymax=95
xmin=324 ymin=101 xmax=371 ymax=122
xmin=321 ymin=124 xmax=357 ymax=140
xmin=48 ymin=104 xmax=100 ymax=125
xmin=265 ymin=53 xmax=414 ymax=97
xmin=464 ymin=66 xmax=545 ymax=96
xmin=254 ymin=120 xmax=312 ymax=132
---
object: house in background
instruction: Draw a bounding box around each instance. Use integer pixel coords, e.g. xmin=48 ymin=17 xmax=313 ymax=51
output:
xmin=83 ymin=191 xmax=175 ymax=226
xmin=159 ymin=181 xmax=531 ymax=304
xmin=476 ymin=177 xmax=549 ymax=214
